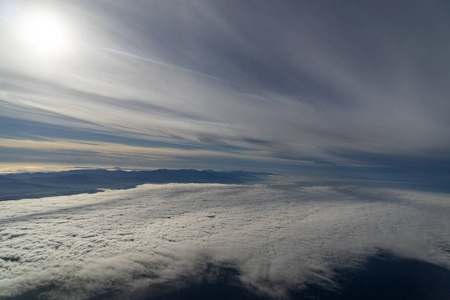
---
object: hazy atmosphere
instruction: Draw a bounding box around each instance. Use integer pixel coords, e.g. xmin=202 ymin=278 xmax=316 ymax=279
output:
xmin=1 ymin=0 xmax=449 ymax=179
xmin=1 ymin=0 xmax=449 ymax=299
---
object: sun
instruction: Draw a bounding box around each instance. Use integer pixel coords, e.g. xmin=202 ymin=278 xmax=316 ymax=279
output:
xmin=17 ymin=10 xmax=70 ymax=57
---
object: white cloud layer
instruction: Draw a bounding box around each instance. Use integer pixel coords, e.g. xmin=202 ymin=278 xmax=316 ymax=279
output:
xmin=0 ymin=183 xmax=449 ymax=299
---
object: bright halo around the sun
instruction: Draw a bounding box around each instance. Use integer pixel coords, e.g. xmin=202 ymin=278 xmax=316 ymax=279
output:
xmin=17 ymin=10 xmax=70 ymax=57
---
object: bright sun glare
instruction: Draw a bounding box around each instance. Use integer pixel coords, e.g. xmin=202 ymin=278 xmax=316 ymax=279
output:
xmin=17 ymin=10 xmax=70 ymax=56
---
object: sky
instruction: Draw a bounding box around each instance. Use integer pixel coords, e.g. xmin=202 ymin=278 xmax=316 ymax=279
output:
xmin=1 ymin=0 xmax=450 ymax=182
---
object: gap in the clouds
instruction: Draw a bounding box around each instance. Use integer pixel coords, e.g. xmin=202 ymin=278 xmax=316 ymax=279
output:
xmin=82 ymin=251 xmax=450 ymax=300
xmin=119 ymin=261 xmax=269 ymax=300
xmin=294 ymin=250 xmax=450 ymax=300
xmin=2 ymin=250 xmax=450 ymax=300
xmin=122 ymin=251 xmax=450 ymax=300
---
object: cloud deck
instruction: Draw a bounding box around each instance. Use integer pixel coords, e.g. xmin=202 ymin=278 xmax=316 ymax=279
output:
xmin=1 ymin=183 xmax=449 ymax=299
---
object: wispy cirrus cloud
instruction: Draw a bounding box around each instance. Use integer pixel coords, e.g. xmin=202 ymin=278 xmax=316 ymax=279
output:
xmin=1 ymin=0 xmax=449 ymax=174
xmin=0 ymin=137 xmax=317 ymax=172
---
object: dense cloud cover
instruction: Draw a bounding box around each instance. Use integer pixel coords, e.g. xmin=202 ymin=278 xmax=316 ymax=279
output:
xmin=1 ymin=183 xmax=449 ymax=299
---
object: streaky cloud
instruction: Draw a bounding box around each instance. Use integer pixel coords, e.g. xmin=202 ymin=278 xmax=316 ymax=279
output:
xmin=1 ymin=0 xmax=449 ymax=173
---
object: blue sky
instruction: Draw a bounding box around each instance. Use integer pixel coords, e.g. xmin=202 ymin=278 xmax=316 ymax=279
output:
xmin=0 ymin=0 xmax=449 ymax=184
